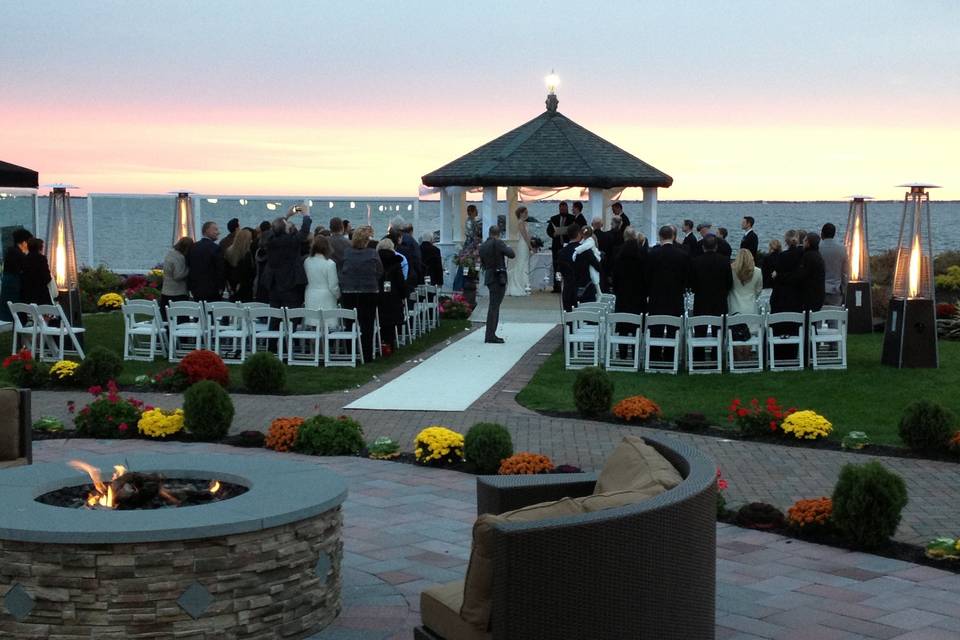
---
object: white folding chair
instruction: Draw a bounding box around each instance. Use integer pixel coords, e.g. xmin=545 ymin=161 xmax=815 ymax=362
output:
xmin=685 ymin=314 xmax=724 ymax=374
xmin=644 ymin=315 xmax=684 ymax=374
xmin=7 ymin=302 xmax=40 ymax=356
xmin=598 ymin=293 xmax=617 ymax=311
xmin=422 ymin=284 xmax=440 ymax=330
xmin=238 ymin=301 xmax=270 ymax=311
xmin=285 ymin=308 xmax=323 ymax=366
xmin=605 ymin=312 xmax=643 ymax=372
xmin=121 ymin=300 xmax=167 ymax=361
xmin=248 ymin=306 xmax=286 ymax=360
xmin=211 ymin=306 xmax=250 ymax=363
xmin=322 ymin=308 xmax=364 ymax=367
xmin=766 ymin=312 xmax=806 ymax=371
xmin=35 ymin=303 xmax=86 ymax=361
xmin=562 ymin=309 xmax=602 ymax=370
xmin=726 ymin=313 xmax=764 ymax=373
xmin=204 ymin=301 xmax=237 ymax=347
xmin=167 ymin=302 xmax=206 ymax=362
xmin=372 ymin=307 xmax=383 ymax=359
xmin=809 ymin=309 xmax=847 ymax=370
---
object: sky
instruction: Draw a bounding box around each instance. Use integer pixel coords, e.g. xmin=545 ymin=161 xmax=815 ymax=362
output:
xmin=1 ymin=0 xmax=958 ymax=200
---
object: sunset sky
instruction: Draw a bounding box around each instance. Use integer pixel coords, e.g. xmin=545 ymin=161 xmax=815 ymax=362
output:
xmin=2 ymin=0 xmax=958 ymax=200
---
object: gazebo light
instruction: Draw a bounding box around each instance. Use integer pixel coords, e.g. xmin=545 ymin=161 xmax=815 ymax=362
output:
xmin=328 ymin=201 xmax=334 ymax=208
xmin=350 ymin=201 xmax=355 ymax=209
xmin=267 ymin=202 xmax=277 ymax=211
xmin=239 ymin=199 xmax=248 ymax=206
xmin=545 ymin=70 xmax=560 ymax=94
xmin=206 ymin=198 xmax=218 ymax=204
xmin=843 ymin=195 xmax=872 ymax=333
xmin=172 ymin=192 xmax=196 ymax=244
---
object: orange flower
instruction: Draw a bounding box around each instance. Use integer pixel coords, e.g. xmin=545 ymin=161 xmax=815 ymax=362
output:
xmin=498 ymin=452 xmax=555 ymax=475
xmin=265 ymin=417 xmax=304 ymax=452
xmin=786 ymin=497 xmax=832 ymax=530
xmin=612 ymin=396 xmax=662 ymax=422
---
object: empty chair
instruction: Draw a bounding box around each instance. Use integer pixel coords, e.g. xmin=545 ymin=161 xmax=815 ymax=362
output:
xmin=604 ymin=312 xmax=643 ymax=372
xmin=322 ymin=308 xmax=364 ymax=367
xmin=204 ymin=301 xmax=238 ymax=345
xmin=422 ymin=284 xmax=440 ymax=330
xmin=726 ymin=313 xmax=764 ymax=373
xmin=121 ymin=300 xmax=167 ymax=361
xmin=211 ymin=306 xmax=250 ymax=363
xmin=809 ymin=309 xmax=848 ymax=370
xmin=644 ymin=315 xmax=684 ymax=374
xmin=7 ymin=302 xmax=40 ymax=356
xmin=34 ymin=303 xmax=86 ymax=361
xmin=562 ymin=309 xmax=603 ymax=370
xmin=766 ymin=311 xmax=806 ymax=371
xmin=167 ymin=302 xmax=206 ymax=361
xmin=685 ymin=314 xmax=724 ymax=374
xmin=248 ymin=306 xmax=286 ymax=360
xmin=284 ymin=308 xmax=323 ymax=366
xmin=238 ymin=301 xmax=270 ymax=311
xmin=372 ymin=308 xmax=383 ymax=359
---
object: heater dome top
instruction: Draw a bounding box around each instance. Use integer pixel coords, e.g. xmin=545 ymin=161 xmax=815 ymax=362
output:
xmin=42 ymin=183 xmax=78 ymax=190
xmin=167 ymin=190 xmax=195 ymax=195
xmin=846 ymin=195 xmax=874 ymax=200
xmin=897 ymin=183 xmax=941 ymax=189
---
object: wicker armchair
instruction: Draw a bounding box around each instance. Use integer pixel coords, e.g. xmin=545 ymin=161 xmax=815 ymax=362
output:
xmin=415 ymin=434 xmax=717 ymax=640
xmin=0 ymin=389 xmax=31 ymax=469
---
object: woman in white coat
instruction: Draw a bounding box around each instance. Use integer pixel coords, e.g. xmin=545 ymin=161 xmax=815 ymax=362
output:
xmin=728 ymin=249 xmax=763 ymax=359
xmin=304 ymin=235 xmax=340 ymax=327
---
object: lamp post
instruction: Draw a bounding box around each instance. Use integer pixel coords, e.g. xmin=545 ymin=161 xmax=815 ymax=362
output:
xmin=881 ymin=183 xmax=940 ymax=368
xmin=843 ymin=195 xmax=873 ymax=333
xmin=171 ymin=191 xmax=196 ymax=244
xmin=44 ymin=183 xmax=83 ymax=330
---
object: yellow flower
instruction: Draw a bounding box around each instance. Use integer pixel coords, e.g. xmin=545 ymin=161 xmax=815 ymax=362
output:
xmin=149 ymin=269 xmax=164 ymax=278
xmin=50 ymin=360 xmax=79 ymax=380
xmin=137 ymin=408 xmax=185 ymax=438
xmin=781 ymin=410 xmax=832 ymax=440
xmin=97 ymin=293 xmax=124 ymax=309
xmin=413 ymin=426 xmax=464 ymax=464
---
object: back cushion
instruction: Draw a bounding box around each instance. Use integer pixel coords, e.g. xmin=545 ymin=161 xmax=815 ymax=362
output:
xmin=594 ymin=435 xmax=683 ymax=495
xmin=0 ymin=389 xmax=21 ymax=461
xmin=575 ymin=485 xmax=666 ymax=512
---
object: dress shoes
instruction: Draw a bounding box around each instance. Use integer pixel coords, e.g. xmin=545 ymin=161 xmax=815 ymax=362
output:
xmin=485 ymin=337 xmax=505 ymax=344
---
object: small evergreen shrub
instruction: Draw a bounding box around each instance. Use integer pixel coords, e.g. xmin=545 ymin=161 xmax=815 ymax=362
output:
xmin=898 ymin=400 xmax=955 ymax=453
xmin=464 ymin=422 xmax=513 ymax=474
xmin=294 ymin=416 xmax=365 ymax=456
xmin=182 ymin=380 xmax=235 ymax=441
xmin=241 ymin=352 xmax=287 ymax=393
xmin=573 ymin=367 xmax=613 ymax=417
xmin=832 ymin=461 xmax=908 ymax=550
xmin=76 ymin=346 xmax=123 ymax=386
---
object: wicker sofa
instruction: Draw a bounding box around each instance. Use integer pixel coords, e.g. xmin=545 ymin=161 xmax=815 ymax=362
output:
xmin=0 ymin=388 xmax=31 ymax=470
xmin=414 ymin=434 xmax=717 ymax=640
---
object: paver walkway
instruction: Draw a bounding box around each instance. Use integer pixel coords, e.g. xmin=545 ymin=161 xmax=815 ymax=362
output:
xmin=31 ymin=440 xmax=960 ymax=640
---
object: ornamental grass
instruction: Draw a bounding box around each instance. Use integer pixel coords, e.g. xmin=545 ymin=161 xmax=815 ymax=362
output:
xmin=498 ymin=452 xmax=554 ymax=475
xmin=265 ymin=417 xmax=304 ymax=452
xmin=781 ymin=410 xmax=833 ymax=440
xmin=612 ymin=395 xmax=662 ymax=422
xmin=786 ymin=497 xmax=833 ymax=532
xmin=413 ymin=426 xmax=464 ymax=466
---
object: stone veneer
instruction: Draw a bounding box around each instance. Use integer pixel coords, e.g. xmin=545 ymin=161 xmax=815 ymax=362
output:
xmin=0 ymin=506 xmax=342 ymax=639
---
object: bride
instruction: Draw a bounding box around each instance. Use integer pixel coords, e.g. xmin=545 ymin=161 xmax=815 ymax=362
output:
xmin=506 ymin=206 xmax=532 ymax=296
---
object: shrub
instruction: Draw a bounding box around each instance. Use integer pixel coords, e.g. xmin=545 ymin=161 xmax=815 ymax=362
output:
xmin=49 ymin=360 xmax=80 ymax=387
xmin=950 ymin=431 xmax=960 ymax=456
xmin=728 ymin=397 xmax=794 ymax=437
xmin=781 ymin=410 xmax=832 ymax=440
xmin=934 ymin=250 xmax=960 ymax=275
xmin=439 ymin=294 xmax=473 ymax=319
xmin=178 ymin=350 xmax=229 ymax=387
xmin=935 ymin=266 xmax=960 ymax=291
xmin=33 ymin=416 xmax=64 ymax=432
xmin=832 ymin=461 xmax=908 ymax=550
xmin=153 ymin=366 xmax=190 ymax=392
xmin=786 ymin=497 xmax=833 ymax=534
xmin=573 ymin=367 xmax=613 ymax=417
xmin=734 ymin=502 xmax=785 ymax=530
xmin=265 ymin=417 xmax=304 ymax=452
xmin=294 ymin=415 xmax=365 ymax=456
xmin=137 ymin=408 xmax=184 ymax=439
xmin=242 ymin=352 xmax=287 ymax=393
xmin=413 ymin=426 xmax=464 ymax=466
xmin=612 ymin=395 xmax=661 ymax=422
xmin=871 ymin=285 xmax=890 ymax=320
xmin=936 ymin=302 xmax=958 ymax=319
xmin=74 ymin=381 xmax=144 ymax=438
xmin=464 ymin=422 xmax=513 ymax=474
xmin=368 ymin=436 xmax=401 ymax=460
xmin=76 ymin=346 xmax=123 ymax=387
xmin=676 ymin=412 xmax=709 ymax=432
xmin=498 ymin=452 xmax=554 ymax=475
xmin=898 ymin=400 xmax=956 ymax=453
xmin=2 ymin=349 xmax=49 ymax=387
xmin=79 ymin=265 xmax=124 ymax=313
xmin=870 ymin=249 xmax=897 ymax=287
xmin=183 ymin=380 xmax=234 ymax=441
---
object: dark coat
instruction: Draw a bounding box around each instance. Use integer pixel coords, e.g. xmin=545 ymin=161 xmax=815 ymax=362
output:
xmin=478 ymin=237 xmax=515 ymax=287
xmin=770 ymin=246 xmax=804 ymax=313
xmin=341 ymin=247 xmax=383 ymax=293
xmin=761 ymin=250 xmax=780 ymax=289
xmin=646 ymin=243 xmax=690 ymax=316
xmin=420 ymin=241 xmax=444 ymax=287
xmin=260 ymin=217 xmax=312 ymax=294
xmin=557 ymin=241 xmax=580 ymax=311
xmin=740 ymin=229 xmax=759 ymax=259
xmin=682 ymin=233 xmax=700 ymax=256
xmin=690 ymin=251 xmax=733 ymax=316
xmin=186 ymin=237 xmax=225 ymax=300
xmin=546 ymin=212 xmax=587 ymax=252
xmin=329 ymin=233 xmax=351 ymax=270
xmin=377 ymin=249 xmax=406 ymax=328
xmin=779 ymin=248 xmax=826 ymax=312
xmin=612 ymin=240 xmax=647 ymax=315
xmin=397 ymin=233 xmax=423 ymax=285
xmin=225 ymin=250 xmax=256 ymax=302
xmin=20 ymin=251 xmax=52 ymax=305
xmin=574 ymin=246 xmax=601 ymax=289
xmin=717 ymin=237 xmax=733 ymax=259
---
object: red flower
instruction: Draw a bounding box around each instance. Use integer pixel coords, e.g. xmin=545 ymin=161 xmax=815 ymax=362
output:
xmin=88 ymin=385 xmax=103 ymax=395
xmin=769 ymin=421 xmax=777 ymax=431
xmin=80 ymin=407 xmax=90 ymax=415
xmin=118 ymin=423 xmax=128 ymax=433
xmin=737 ymin=408 xmax=749 ymax=417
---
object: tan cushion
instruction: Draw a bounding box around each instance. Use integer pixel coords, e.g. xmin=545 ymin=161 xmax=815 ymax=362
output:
xmin=594 ymin=435 xmax=683 ymax=495
xmin=0 ymin=458 xmax=27 ymax=470
xmin=460 ymin=497 xmax=584 ymax=629
xmin=421 ymin=580 xmax=491 ymax=640
xmin=575 ymin=485 xmax=666 ymax=512
xmin=0 ymin=389 xmax=21 ymax=461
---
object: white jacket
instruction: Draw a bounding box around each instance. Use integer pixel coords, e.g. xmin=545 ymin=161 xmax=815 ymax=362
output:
xmin=573 ymin=235 xmax=601 ymax=287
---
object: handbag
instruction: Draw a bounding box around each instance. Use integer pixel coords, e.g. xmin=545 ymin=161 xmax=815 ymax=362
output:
xmin=730 ymin=323 xmax=751 ymax=342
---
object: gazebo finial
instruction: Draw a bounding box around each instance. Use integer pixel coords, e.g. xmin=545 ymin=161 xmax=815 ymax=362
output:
xmin=545 ymin=70 xmax=559 ymax=112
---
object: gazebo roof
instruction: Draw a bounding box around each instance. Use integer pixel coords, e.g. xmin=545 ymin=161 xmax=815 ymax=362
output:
xmin=0 ymin=160 xmax=39 ymax=189
xmin=421 ymin=105 xmax=672 ymax=189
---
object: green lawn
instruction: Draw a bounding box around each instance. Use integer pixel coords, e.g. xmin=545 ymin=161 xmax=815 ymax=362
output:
xmin=516 ymin=334 xmax=960 ymax=445
xmin=0 ymin=313 xmax=471 ymax=394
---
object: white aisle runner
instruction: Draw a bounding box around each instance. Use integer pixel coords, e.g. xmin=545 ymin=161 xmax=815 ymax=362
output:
xmin=344 ymin=322 xmax=555 ymax=411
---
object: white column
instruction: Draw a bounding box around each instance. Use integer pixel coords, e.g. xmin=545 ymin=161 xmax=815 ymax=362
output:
xmin=588 ymin=187 xmax=605 ymax=228
xmin=481 ymin=186 xmax=496 ymax=240
xmin=439 ymin=188 xmax=453 ymax=247
xmin=452 ymin=189 xmax=466 ymax=242
xmin=86 ymin=195 xmax=95 ymax=266
xmin=413 ymin=197 xmax=420 ymax=233
xmin=642 ymin=187 xmax=659 ymax=240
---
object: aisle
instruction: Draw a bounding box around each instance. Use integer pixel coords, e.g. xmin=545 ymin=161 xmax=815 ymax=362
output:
xmin=344 ymin=322 xmax=555 ymax=411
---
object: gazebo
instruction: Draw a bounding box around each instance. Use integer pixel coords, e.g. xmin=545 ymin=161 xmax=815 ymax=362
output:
xmin=0 ymin=160 xmax=40 ymax=237
xmin=421 ymin=89 xmax=672 ymax=255
xmin=0 ymin=161 xmax=38 ymax=189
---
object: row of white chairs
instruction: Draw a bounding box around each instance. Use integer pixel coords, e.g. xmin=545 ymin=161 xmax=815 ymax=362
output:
xmin=563 ymin=307 xmax=848 ymax=374
xmin=7 ymin=302 xmax=86 ymax=361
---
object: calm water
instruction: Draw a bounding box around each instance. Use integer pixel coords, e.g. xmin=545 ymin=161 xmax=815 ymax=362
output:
xmin=2 ymin=195 xmax=958 ymax=272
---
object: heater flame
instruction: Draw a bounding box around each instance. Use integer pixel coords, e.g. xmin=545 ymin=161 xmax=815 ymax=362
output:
xmin=54 ymin=221 xmax=67 ymax=290
xmin=908 ymin=233 xmax=922 ymax=298
xmin=851 ymin=216 xmax=862 ymax=282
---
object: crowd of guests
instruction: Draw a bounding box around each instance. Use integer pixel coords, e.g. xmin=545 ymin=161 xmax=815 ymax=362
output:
xmin=159 ymin=206 xmax=445 ymax=362
xmin=0 ymin=228 xmax=55 ymax=322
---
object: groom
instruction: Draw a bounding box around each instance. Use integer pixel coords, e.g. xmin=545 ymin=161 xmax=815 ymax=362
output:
xmin=479 ymin=225 xmax=515 ymax=344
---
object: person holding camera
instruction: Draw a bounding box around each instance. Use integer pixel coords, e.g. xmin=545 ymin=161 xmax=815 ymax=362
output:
xmin=260 ymin=204 xmax=312 ymax=309
xmin=478 ymin=225 xmax=515 ymax=344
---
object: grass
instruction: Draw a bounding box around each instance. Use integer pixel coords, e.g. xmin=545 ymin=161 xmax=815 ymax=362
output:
xmin=515 ymin=333 xmax=960 ymax=446
xmin=0 ymin=313 xmax=471 ymax=395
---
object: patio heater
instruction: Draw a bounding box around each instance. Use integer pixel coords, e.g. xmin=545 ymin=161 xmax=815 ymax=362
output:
xmin=44 ymin=184 xmax=83 ymax=331
xmin=843 ymin=196 xmax=873 ymax=333
xmin=172 ymin=191 xmax=196 ymax=244
xmin=881 ymin=184 xmax=939 ymax=368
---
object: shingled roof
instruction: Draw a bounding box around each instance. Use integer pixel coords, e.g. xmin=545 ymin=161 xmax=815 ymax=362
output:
xmin=421 ymin=105 xmax=672 ymax=189
xmin=0 ymin=161 xmax=39 ymax=189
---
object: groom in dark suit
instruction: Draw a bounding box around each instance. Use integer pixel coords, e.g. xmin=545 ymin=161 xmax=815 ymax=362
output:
xmin=479 ymin=225 xmax=515 ymax=344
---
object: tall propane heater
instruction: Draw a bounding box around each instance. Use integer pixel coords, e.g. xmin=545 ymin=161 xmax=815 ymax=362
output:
xmin=171 ymin=191 xmax=196 ymax=244
xmin=881 ymin=184 xmax=939 ymax=368
xmin=843 ymin=195 xmax=873 ymax=333
xmin=44 ymin=184 xmax=83 ymax=331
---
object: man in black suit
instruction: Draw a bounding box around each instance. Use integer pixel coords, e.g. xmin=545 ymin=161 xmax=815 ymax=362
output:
xmin=681 ymin=219 xmax=698 ymax=255
xmin=261 ymin=206 xmax=312 ymax=309
xmin=770 ymin=230 xmax=804 ymax=313
xmin=391 ymin=217 xmax=423 ymax=285
xmin=556 ymin=227 xmax=581 ymax=312
xmin=740 ymin=216 xmax=758 ymax=259
xmin=778 ymin=232 xmax=826 ymax=312
xmin=716 ymin=228 xmax=733 ymax=259
xmin=690 ymin=234 xmax=733 ymax=362
xmin=420 ymin=233 xmax=444 ymax=287
xmin=187 ymin=221 xmax=225 ymax=302
xmin=646 ymin=225 xmax=690 ymax=316
xmin=478 ymin=225 xmax=515 ymax=343
xmin=546 ymin=201 xmax=587 ymax=292
xmin=609 ymin=202 xmax=631 ymax=247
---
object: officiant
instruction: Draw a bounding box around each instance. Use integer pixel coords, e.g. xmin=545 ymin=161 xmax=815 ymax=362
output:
xmin=546 ymin=201 xmax=587 ymax=292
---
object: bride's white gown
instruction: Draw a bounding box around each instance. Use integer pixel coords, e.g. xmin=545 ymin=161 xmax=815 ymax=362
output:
xmin=506 ymin=235 xmax=531 ymax=296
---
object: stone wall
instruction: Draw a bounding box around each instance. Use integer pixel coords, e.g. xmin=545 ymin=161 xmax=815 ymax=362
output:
xmin=0 ymin=507 xmax=342 ymax=639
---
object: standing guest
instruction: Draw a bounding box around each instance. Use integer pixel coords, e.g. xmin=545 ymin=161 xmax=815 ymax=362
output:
xmin=646 ymin=225 xmax=690 ymax=316
xmin=779 ymin=232 xmax=826 ymax=313
xmin=762 ymin=238 xmax=782 ymax=289
xmin=727 ymin=249 xmax=763 ymax=359
xmin=390 ymin=217 xmax=422 ymax=285
xmin=694 ymin=223 xmax=713 ymax=256
xmin=571 ymin=202 xmax=588 ymax=228
xmin=546 ymin=201 xmax=586 ymax=293
xmin=328 ymin=217 xmax=351 ymax=270
xmin=161 ymin=237 xmax=193 ymax=315
xmin=343 ymin=220 xmax=353 ymax=239
xmin=0 ymin=228 xmax=32 ymax=321
xmin=681 ymin=219 xmax=698 ymax=255
xmin=740 ymin=216 xmax=759 ymax=259
xmin=770 ymin=230 xmax=803 ymax=313
xmin=420 ymin=232 xmax=444 ymax=287
xmin=797 ymin=229 xmax=808 ymax=248
xmin=609 ymin=202 xmax=631 ymax=247
xmin=716 ymin=228 xmax=733 ymax=259
xmin=261 ymin=206 xmax=312 ymax=309
xmin=20 ymin=238 xmax=53 ymax=305
xmin=463 ymin=205 xmax=482 ymax=250
xmin=403 ymin=222 xmax=424 ymax=284
xmin=613 ymin=227 xmax=647 ymax=315
xmin=304 ymin=235 xmax=340 ymax=328
xmin=254 ymin=220 xmax=272 ymax=303
xmin=690 ymin=235 xmax=733 ymax=316
xmin=589 ymin=216 xmax=615 ymax=293
xmin=340 ymin=228 xmax=383 ymax=362
xmin=819 ymin=223 xmax=847 ymax=306
xmin=556 ymin=226 xmax=582 ymax=312
xmin=224 ymin=228 xmax=256 ymax=302
xmin=376 ymin=238 xmax=406 ymax=347
xmin=478 ymin=225 xmax=514 ymax=344
xmin=187 ymin=221 xmax=225 ymax=302
xmin=220 ymin=218 xmax=240 ymax=252
xmin=573 ymin=226 xmax=602 ymax=303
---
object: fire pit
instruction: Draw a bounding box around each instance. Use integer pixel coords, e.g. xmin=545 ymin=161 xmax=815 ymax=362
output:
xmin=0 ymin=453 xmax=347 ymax=639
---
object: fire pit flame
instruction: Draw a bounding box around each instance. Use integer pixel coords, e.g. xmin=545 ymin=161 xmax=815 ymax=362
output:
xmin=209 ymin=480 xmax=221 ymax=494
xmin=69 ymin=460 xmax=126 ymax=509
xmin=65 ymin=460 xmax=227 ymax=510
